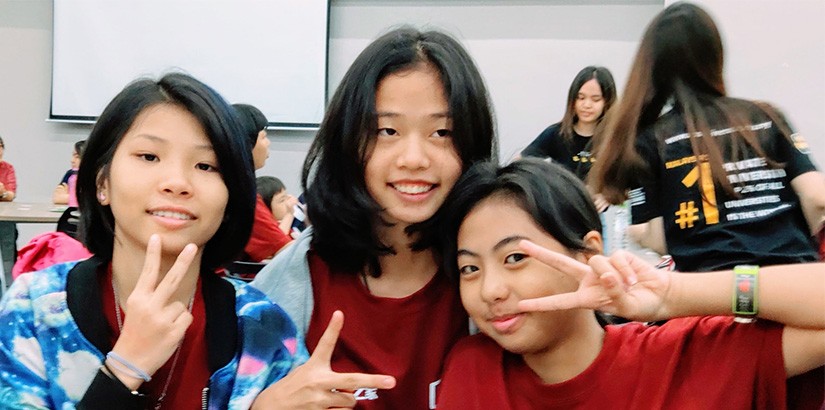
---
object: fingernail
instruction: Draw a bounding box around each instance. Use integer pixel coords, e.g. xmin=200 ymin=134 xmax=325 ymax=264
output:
xmin=382 ymin=377 xmax=396 ymax=388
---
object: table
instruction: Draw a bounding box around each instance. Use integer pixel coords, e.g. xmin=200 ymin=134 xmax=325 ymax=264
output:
xmin=0 ymin=202 xmax=65 ymax=223
xmin=0 ymin=202 xmax=65 ymax=293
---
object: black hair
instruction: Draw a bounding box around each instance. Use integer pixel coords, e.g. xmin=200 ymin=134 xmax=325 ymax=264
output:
xmin=559 ymin=66 xmax=617 ymax=141
xmin=74 ymin=140 xmax=87 ymax=157
xmin=77 ymin=72 xmax=256 ymax=270
xmin=233 ymin=103 xmax=268 ymax=148
xmin=256 ymin=175 xmax=286 ymax=212
xmin=303 ymin=26 xmax=497 ymax=276
xmin=438 ymin=158 xmax=602 ymax=281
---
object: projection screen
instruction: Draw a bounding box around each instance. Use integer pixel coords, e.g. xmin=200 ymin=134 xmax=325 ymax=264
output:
xmin=52 ymin=0 xmax=329 ymax=129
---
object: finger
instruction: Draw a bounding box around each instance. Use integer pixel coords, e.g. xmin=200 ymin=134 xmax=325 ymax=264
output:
xmin=519 ymin=240 xmax=590 ymax=282
xmin=518 ymin=293 xmax=584 ymax=312
xmin=325 ymin=390 xmax=357 ymax=409
xmin=331 ymin=372 xmax=397 ymax=391
xmin=153 ymin=243 xmax=198 ymax=303
xmin=309 ymin=310 xmax=344 ymax=365
xmin=134 ymin=234 xmax=163 ymax=293
xmin=608 ymin=251 xmax=639 ymax=287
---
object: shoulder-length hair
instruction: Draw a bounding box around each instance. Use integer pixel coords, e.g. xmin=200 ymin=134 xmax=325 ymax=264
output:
xmin=592 ymin=2 xmax=784 ymax=202
xmin=559 ymin=66 xmax=616 ymax=142
xmin=304 ymin=26 xmax=497 ymax=275
xmin=77 ymin=72 xmax=256 ymax=270
xmin=437 ymin=158 xmax=601 ymax=281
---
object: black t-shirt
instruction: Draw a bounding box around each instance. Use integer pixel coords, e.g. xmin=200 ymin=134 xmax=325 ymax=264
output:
xmin=629 ymin=101 xmax=819 ymax=272
xmin=521 ymin=122 xmax=595 ymax=180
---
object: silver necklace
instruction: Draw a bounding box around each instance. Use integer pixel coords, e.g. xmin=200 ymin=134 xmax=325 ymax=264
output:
xmin=112 ymin=279 xmax=194 ymax=410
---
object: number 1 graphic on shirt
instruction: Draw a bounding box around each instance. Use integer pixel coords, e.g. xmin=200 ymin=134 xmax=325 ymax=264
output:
xmin=680 ymin=162 xmax=719 ymax=225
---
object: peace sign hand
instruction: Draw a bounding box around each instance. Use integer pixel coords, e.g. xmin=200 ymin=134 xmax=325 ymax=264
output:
xmin=252 ymin=311 xmax=396 ymax=409
xmin=107 ymin=234 xmax=196 ymax=389
xmin=516 ymin=240 xmax=673 ymax=322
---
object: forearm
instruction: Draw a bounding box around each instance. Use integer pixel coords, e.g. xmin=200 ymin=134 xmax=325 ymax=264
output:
xmin=665 ymin=262 xmax=825 ymax=328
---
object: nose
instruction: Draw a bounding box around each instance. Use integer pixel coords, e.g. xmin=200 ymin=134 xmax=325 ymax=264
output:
xmin=396 ymin=135 xmax=430 ymax=170
xmin=479 ymin=269 xmax=509 ymax=304
xmin=159 ymin=164 xmax=193 ymax=197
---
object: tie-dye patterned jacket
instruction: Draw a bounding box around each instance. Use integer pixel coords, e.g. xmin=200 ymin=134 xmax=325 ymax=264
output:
xmin=0 ymin=257 xmax=308 ymax=409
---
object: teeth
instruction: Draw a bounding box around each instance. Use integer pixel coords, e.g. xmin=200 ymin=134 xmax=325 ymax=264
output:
xmin=151 ymin=211 xmax=193 ymax=220
xmin=394 ymin=184 xmax=432 ymax=194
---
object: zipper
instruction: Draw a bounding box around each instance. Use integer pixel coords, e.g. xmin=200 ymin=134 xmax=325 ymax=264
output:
xmin=201 ymin=387 xmax=209 ymax=410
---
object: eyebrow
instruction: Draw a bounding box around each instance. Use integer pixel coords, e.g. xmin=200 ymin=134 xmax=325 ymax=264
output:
xmin=376 ymin=111 xmax=451 ymax=119
xmin=457 ymin=234 xmax=529 ymax=258
xmin=134 ymin=134 xmax=214 ymax=151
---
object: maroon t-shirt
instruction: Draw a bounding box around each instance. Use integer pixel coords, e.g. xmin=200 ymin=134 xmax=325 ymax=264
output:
xmin=439 ymin=317 xmax=788 ymax=409
xmin=305 ymin=252 xmax=469 ymax=409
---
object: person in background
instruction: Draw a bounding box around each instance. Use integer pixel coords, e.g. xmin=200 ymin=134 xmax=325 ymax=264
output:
xmin=0 ymin=73 xmax=307 ymax=408
xmin=592 ymin=2 xmax=825 ymax=272
xmin=53 ymin=139 xmax=86 ymax=206
xmin=0 ymin=135 xmax=18 ymax=286
xmin=256 ymin=175 xmax=302 ymax=238
xmin=0 ymin=135 xmax=16 ymax=202
xmin=519 ymin=66 xmax=616 ymax=212
xmin=233 ymin=103 xmax=293 ymax=261
xmin=590 ymin=3 xmax=825 ymax=407
xmin=436 ymin=159 xmax=825 ymax=409
xmin=251 ymin=27 xmax=496 ymax=408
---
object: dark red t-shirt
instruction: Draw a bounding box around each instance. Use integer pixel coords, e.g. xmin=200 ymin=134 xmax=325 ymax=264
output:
xmin=244 ymin=194 xmax=292 ymax=262
xmin=439 ymin=317 xmax=788 ymax=409
xmin=305 ymin=252 xmax=469 ymax=409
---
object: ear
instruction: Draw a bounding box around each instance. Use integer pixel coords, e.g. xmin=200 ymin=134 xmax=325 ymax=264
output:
xmin=575 ymin=230 xmax=603 ymax=263
xmin=96 ymin=172 xmax=110 ymax=206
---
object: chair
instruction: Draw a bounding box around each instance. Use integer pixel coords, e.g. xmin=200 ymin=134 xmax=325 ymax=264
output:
xmin=223 ymin=261 xmax=267 ymax=282
xmin=56 ymin=207 xmax=80 ymax=240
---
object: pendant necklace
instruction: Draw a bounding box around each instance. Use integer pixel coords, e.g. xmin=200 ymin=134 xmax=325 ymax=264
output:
xmin=112 ymin=279 xmax=194 ymax=410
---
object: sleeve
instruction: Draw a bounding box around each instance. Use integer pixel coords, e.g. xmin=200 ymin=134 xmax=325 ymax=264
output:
xmin=629 ymin=129 xmax=662 ymax=224
xmin=768 ymin=108 xmax=818 ymax=178
xmin=59 ymin=169 xmax=74 ymax=185
xmin=77 ymin=371 xmax=148 ymax=410
xmin=6 ymin=163 xmax=16 ymax=193
xmin=521 ymin=124 xmax=559 ymax=158
xmin=244 ymin=196 xmax=292 ymax=262
xmin=0 ymin=280 xmax=53 ymax=408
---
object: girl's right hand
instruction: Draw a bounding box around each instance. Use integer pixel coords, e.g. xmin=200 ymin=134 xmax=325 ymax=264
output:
xmin=107 ymin=235 xmax=196 ymax=388
xmin=252 ymin=311 xmax=396 ymax=409
xmin=517 ymin=241 xmax=673 ymax=322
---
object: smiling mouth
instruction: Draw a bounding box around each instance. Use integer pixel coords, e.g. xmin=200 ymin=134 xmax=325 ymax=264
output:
xmin=149 ymin=210 xmax=194 ymax=220
xmin=392 ymin=183 xmax=435 ymax=194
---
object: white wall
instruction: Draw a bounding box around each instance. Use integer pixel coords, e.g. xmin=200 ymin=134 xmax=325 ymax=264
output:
xmin=2 ymin=0 xmax=823 ymax=246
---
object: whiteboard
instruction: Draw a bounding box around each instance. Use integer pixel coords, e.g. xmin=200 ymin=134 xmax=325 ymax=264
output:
xmin=51 ymin=0 xmax=329 ymax=129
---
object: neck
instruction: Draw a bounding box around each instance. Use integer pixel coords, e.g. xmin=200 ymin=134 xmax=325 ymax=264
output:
xmin=522 ymin=310 xmax=605 ymax=384
xmin=573 ymin=121 xmax=596 ymax=137
xmin=365 ymin=223 xmax=438 ymax=298
xmin=111 ymin=240 xmax=202 ymax=307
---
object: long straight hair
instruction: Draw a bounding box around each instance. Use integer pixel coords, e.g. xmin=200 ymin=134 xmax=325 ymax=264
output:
xmin=591 ymin=2 xmax=788 ymax=203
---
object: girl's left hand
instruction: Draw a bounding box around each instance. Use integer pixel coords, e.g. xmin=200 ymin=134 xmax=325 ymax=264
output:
xmin=516 ymin=240 xmax=673 ymax=322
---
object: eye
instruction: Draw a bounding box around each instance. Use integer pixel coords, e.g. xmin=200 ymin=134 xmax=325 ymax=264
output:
xmin=504 ymin=253 xmax=527 ymax=264
xmin=138 ymin=153 xmax=158 ymax=162
xmin=196 ymin=162 xmax=219 ymax=172
xmin=377 ymin=128 xmax=397 ymax=137
xmin=432 ymin=129 xmax=452 ymax=138
xmin=458 ymin=264 xmax=479 ymax=276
